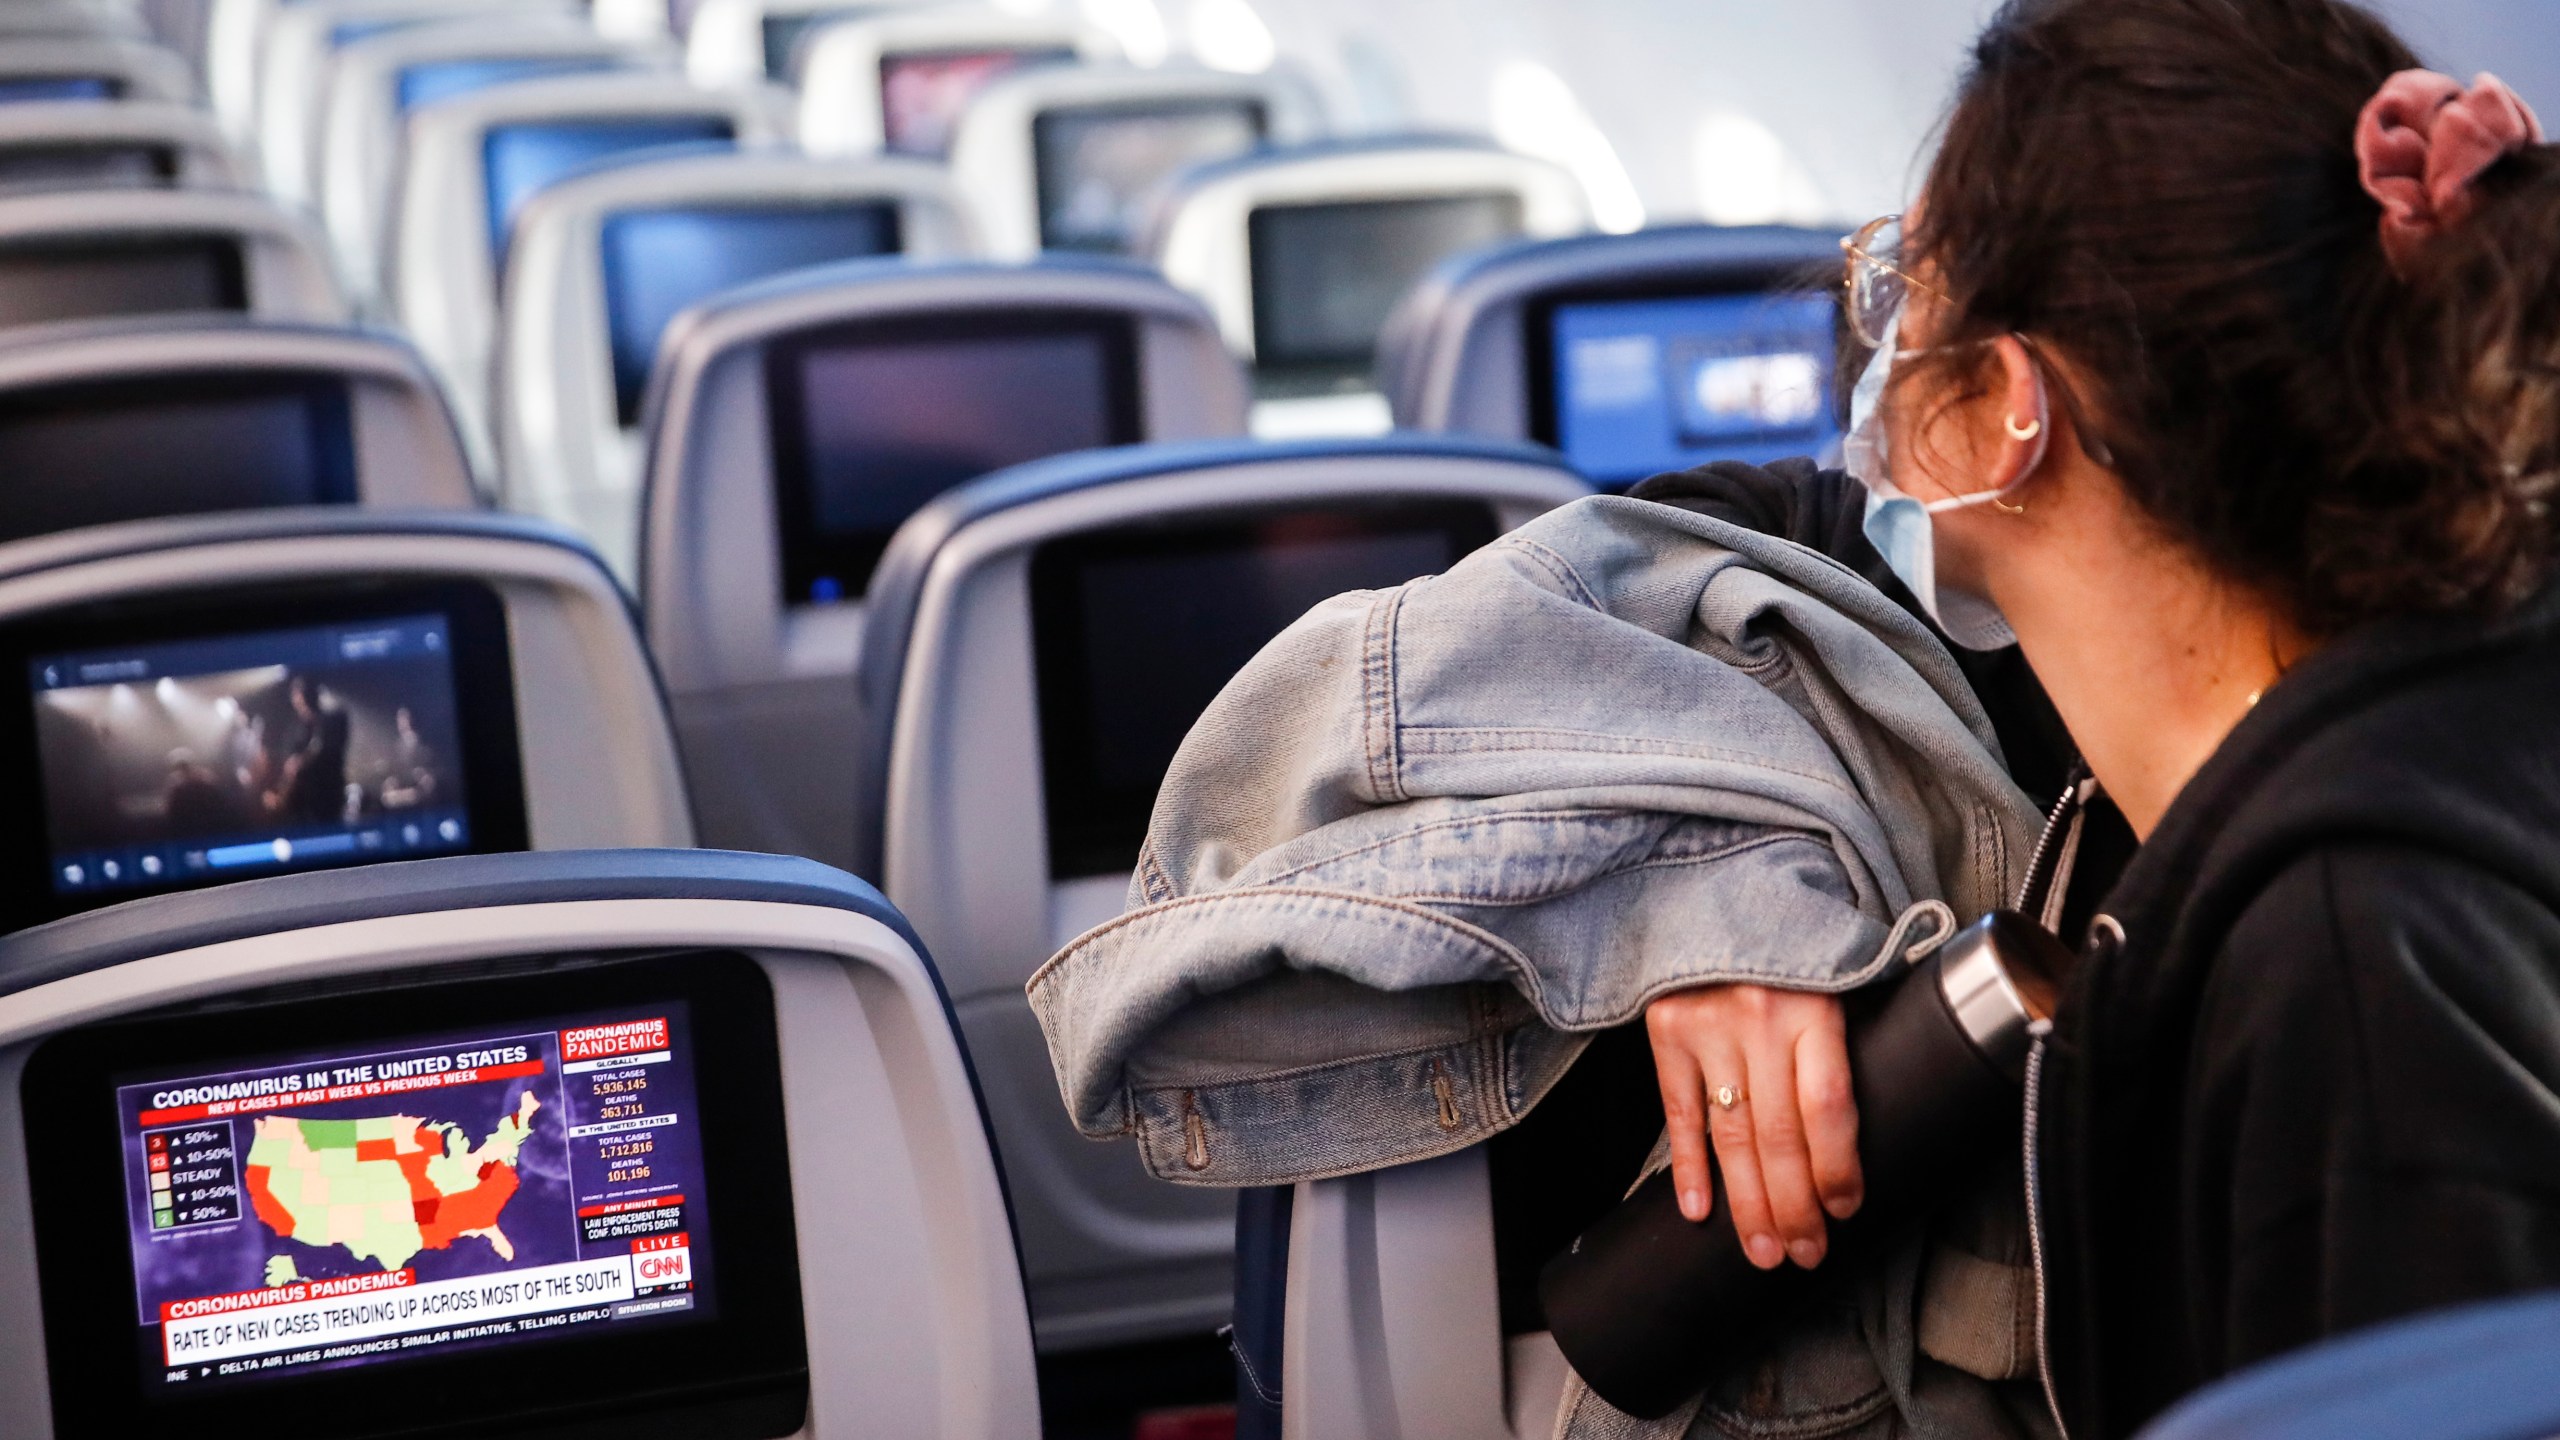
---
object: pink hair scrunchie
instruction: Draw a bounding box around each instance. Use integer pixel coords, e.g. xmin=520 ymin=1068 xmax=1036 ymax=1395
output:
xmin=2357 ymin=68 xmax=2544 ymax=273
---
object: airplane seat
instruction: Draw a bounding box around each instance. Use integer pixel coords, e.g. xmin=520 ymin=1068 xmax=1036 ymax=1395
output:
xmin=794 ymin=6 xmax=1117 ymax=160
xmin=0 ymin=100 xmax=247 ymax=195
xmin=638 ymin=254 xmax=1246 ymax=871
xmin=1142 ymin=137 xmax=1591 ymax=439
xmin=0 ymin=316 xmax=478 ymax=533
xmin=0 ymin=507 xmax=694 ymax=930
xmin=947 ymin=61 xmax=1326 ymax=261
xmin=686 ymin=0 xmax=929 ymax=90
xmin=845 ymin=435 xmax=1587 ymax=1355
xmin=255 ymin=0 xmax=584 ymax=215
xmin=0 ymin=35 xmax=195 ymax=105
xmin=0 ymin=846 xmax=1035 ymax=1437
xmin=2130 ymin=1290 xmax=2560 ymax=1440
xmin=387 ymin=71 xmax=793 ymax=475
xmin=496 ymin=147 xmax=979 ymax=578
xmin=1377 ymin=224 xmax=1850 ymax=490
xmin=316 ymin=19 xmax=672 ymax=317
xmin=0 ymin=189 xmax=347 ymax=332
xmin=0 ymin=3 xmax=155 ymax=44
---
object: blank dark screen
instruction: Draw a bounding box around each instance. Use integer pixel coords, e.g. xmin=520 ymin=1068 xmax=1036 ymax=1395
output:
xmin=767 ymin=317 xmax=1138 ymax=603
xmin=1248 ymin=193 xmax=1525 ymax=373
xmin=481 ymin=116 xmax=738 ymax=262
xmin=1033 ymin=99 xmax=1266 ymax=253
xmin=0 ymin=239 xmax=245 ymax=328
xmin=0 ymin=375 xmax=357 ymax=544
xmin=598 ymin=202 xmax=903 ymax=424
xmin=1032 ymin=503 xmax=1498 ymax=878
xmin=0 ymin=143 xmax=173 ymax=195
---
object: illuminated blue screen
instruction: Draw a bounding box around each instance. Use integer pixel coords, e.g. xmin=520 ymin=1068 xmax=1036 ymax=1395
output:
xmin=396 ymin=55 xmax=620 ymax=112
xmin=330 ymin=17 xmax=427 ymax=47
xmin=480 ymin=117 xmax=736 ymax=263
xmin=1549 ymin=291 xmax=1838 ymax=487
xmin=598 ymin=203 xmax=903 ymax=424
xmin=0 ymin=77 xmax=117 ymax=103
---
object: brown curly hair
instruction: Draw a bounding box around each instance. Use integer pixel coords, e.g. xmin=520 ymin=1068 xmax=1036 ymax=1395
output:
xmin=1908 ymin=0 xmax=2560 ymax=634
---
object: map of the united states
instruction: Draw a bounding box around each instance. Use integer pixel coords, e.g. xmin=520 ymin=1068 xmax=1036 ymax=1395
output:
xmin=243 ymin=1091 xmax=544 ymax=1273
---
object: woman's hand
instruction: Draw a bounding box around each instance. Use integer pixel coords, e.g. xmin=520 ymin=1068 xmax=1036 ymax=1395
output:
xmin=1645 ymin=984 xmax=1863 ymax=1270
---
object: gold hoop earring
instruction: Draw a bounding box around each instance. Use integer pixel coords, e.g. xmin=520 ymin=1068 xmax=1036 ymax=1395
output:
xmin=1992 ymin=495 xmax=2028 ymax=516
xmin=2005 ymin=416 xmax=2043 ymax=442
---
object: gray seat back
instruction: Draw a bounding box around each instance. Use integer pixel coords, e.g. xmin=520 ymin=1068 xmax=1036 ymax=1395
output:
xmin=387 ymin=71 xmax=793 ymax=472
xmin=0 ymin=100 xmax=244 ymax=195
xmin=0 ymin=507 xmax=692 ymax=931
xmin=497 ymin=148 xmax=980 ymax=578
xmin=851 ymin=435 xmax=1586 ymax=1351
xmin=0 ymin=848 xmax=1034 ymax=1436
xmin=1144 ymin=137 xmax=1589 ymax=435
xmin=0 ymin=188 xmax=346 ymax=332
xmin=794 ymin=6 xmax=1115 ymax=159
xmin=639 ymin=255 xmax=1246 ymax=870
xmin=946 ymin=61 xmax=1327 ymax=260
xmin=0 ymin=316 xmax=477 ymax=521
xmin=1378 ymin=224 xmax=1847 ymax=489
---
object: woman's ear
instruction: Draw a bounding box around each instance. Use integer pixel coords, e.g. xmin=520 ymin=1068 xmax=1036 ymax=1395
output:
xmin=1989 ymin=334 xmax=2053 ymax=494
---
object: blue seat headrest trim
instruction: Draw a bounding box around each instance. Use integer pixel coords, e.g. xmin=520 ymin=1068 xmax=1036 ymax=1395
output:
xmin=0 ymin=506 xmax=607 ymax=590
xmin=0 ymin=847 xmax=1031 ymax=1307
xmin=844 ymin=432 xmax=1581 ymax=880
xmin=0 ymin=848 xmax=925 ymax=1001
xmin=2134 ymin=1290 xmax=2560 ymax=1440
xmin=1375 ymin=223 xmax=1849 ymax=429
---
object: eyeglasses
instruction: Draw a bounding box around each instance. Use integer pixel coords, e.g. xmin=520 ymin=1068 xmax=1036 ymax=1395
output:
xmin=1840 ymin=214 xmax=1947 ymax=350
xmin=1841 ymin=215 xmax=2120 ymax=468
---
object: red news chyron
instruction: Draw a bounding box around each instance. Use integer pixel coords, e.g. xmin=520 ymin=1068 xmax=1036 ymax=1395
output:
xmin=561 ymin=1018 xmax=670 ymax=1063
xmin=160 ymin=1268 xmax=416 ymax=1322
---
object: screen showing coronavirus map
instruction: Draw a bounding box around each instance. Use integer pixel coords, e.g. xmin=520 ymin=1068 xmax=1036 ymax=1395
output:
xmin=113 ymin=1003 xmax=713 ymax=1389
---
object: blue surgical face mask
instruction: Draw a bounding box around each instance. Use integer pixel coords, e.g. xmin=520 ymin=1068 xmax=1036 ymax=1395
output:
xmin=1844 ymin=316 xmax=2046 ymax=652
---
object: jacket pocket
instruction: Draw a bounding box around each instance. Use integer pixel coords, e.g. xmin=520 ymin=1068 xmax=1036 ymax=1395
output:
xmin=1691 ymin=1297 xmax=1895 ymax=1440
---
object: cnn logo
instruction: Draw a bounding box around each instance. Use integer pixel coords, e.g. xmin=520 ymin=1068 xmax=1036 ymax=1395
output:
xmin=639 ymin=1253 xmax=688 ymax=1282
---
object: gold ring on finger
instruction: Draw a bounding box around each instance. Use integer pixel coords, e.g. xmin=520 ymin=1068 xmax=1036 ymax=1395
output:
xmin=1713 ymin=1084 xmax=1747 ymax=1111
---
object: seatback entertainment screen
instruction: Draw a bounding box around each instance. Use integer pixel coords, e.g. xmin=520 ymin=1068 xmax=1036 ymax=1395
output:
xmin=0 ymin=236 xmax=247 ymax=330
xmin=878 ymin=45 xmax=1077 ymax=158
xmin=0 ymin=580 xmax=530 ymax=926
xmin=1029 ymin=499 xmax=1501 ymax=878
xmin=0 ymin=372 xmax=356 ymax=544
xmin=762 ymin=7 xmax=888 ymax=80
xmin=0 ymin=141 xmax=177 ymax=196
xmin=481 ymin=115 xmax=739 ymax=263
xmin=1247 ymin=192 xmax=1527 ymax=387
xmin=599 ymin=200 xmax=904 ymax=424
xmin=764 ymin=310 xmax=1141 ymax=604
xmin=1540 ymin=289 xmax=1839 ymax=486
xmin=26 ymin=953 xmax=809 ymax=1439
xmin=1033 ymin=97 xmax=1267 ymax=254
xmin=395 ymin=55 xmax=622 ymax=114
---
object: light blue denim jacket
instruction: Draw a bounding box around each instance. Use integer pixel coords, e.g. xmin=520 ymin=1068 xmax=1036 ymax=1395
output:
xmin=1029 ymin=495 xmax=2043 ymax=1186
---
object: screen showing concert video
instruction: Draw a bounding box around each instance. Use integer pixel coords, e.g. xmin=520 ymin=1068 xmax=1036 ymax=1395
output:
xmin=31 ymin=613 xmax=476 ymax=899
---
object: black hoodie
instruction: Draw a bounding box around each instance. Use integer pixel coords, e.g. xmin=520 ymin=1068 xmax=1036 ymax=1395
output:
xmin=1633 ymin=460 xmax=2560 ymax=1436
xmin=2038 ymin=571 xmax=2560 ymax=1437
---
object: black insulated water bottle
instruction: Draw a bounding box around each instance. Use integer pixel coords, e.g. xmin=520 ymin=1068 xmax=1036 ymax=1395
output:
xmin=1537 ymin=910 xmax=2069 ymax=1420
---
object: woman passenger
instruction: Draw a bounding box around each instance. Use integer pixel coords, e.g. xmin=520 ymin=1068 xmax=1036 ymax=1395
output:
xmin=1637 ymin=0 xmax=2560 ymax=1433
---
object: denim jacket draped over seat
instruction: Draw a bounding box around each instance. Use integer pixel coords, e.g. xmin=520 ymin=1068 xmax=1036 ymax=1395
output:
xmin=1030 ymin=495 xmax=2060 ymax=1438
xmin=1031 ymin=495 xmax=2044 ymax=1185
